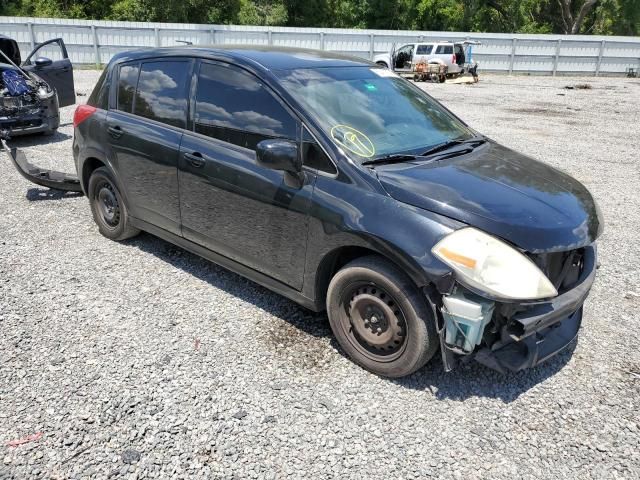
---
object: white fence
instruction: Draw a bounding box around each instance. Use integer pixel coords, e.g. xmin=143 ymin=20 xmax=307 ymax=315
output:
xmin=2 ymin=16 xmax=640 ymax=76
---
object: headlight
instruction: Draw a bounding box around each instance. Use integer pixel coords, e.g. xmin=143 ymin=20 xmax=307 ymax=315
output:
xmin=432 ymin=227 xmax=557 ymax=300
xmin=37 ymin=84 xmax=54 ymax=99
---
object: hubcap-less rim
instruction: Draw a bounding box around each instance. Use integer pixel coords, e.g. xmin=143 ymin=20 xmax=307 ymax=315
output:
xmin=341 ymin=283 xmax=407 ymax=362
xmin=96 ymin=182 xmax=120 ymax=227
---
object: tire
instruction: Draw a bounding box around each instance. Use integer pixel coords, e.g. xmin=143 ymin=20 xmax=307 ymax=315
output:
xmin=88 ymin=167 xmax=140 ymax=241
xmin=376 ymin=61 xmax=389 ymax=69
xmin=326 ymin=255 xmax=439 ymax=378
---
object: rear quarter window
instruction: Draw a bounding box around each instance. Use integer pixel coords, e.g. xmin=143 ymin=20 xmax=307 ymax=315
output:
xmin=436 ymin=45 xmax=453 ymax=54
xmin=116 ymin=63 xmax=139 ymax=113
xmin=87 ymin=67 xmax=109 ymax=109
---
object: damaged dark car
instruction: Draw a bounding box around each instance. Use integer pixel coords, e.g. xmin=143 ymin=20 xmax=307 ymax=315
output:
xmin=5 ymin=46 xmax=602 ymax=378
xmin=0 ymin=35 xmax=75 ymax=137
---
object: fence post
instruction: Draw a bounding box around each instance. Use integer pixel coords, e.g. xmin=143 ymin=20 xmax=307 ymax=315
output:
xmin=553 ymin=38 xmax=561 ymax=77
xmin=320 ymin=32 xmax=325 ymax=51
xmin=268 ymin=29 xmax=273 ymax=46
xmin=595 ymin=39 xmax=605 ymax=76
xmin=91 ymin=25 xmax=100 ymax=68
xmin=154 ymin=27 xmax=160 ymax=47
xmin=369 ymin=34 xmax=374 ymax=60
xmin=27 ymin=22 xmax=36 ymax=49
xmin=509 ymin=38 xmax=517 ymax=74
xmin=210 ymin=28 xmax=216 ymax=45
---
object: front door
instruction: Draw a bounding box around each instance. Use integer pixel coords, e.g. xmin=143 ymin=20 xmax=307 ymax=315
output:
xmin=106 ymin=59 xmax=192 ymax=236
xmin=22 ymin=38 xmax=75 ymax=107
xmin=393 ymin=44 xmax=415 ymax=72
xmin=179 ymin=61 xmax=315 ymax=289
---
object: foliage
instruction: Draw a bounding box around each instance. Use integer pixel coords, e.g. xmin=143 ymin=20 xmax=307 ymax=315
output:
xmin=0 ymin=0 xmax=637 ymax=35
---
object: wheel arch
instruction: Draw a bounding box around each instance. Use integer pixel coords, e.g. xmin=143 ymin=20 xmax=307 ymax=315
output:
xmin=313 ymin=242 xmax=433 ymax=310
xmin=81 ymin=157 xmax=106 ymax=193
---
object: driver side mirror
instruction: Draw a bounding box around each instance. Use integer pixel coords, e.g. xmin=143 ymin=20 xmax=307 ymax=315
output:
xmin=34 ymin=57 xmax=53 ymax=68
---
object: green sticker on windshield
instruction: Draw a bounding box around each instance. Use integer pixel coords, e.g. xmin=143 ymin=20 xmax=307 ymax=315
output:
xmin=330 ymin=125 xmax=375 ymax=158
xmin=364 ymin=83 xmax=377 ymax=92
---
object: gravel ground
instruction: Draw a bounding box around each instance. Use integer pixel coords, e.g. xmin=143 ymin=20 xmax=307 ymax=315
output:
xmin=1 ymin=70 xmax=639 ymax=480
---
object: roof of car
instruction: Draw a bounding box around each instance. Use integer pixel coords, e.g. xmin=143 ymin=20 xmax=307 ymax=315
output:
xmin=111 ymin=45 xmax=374 ymax=71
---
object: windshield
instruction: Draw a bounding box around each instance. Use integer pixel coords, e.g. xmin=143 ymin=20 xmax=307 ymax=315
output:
xmin=276 ymin=67 xmax=474 ymax=162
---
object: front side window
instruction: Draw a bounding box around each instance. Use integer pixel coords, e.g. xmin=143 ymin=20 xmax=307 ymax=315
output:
xmin=277 ymin=67 xmax=473 ymax=162
xmin=194 ymin=62 xmax=297 ymax=150
xmin=116 ymin=63 xmax=139 ymax=113
xmin=302 ymin=127 xmax=336 ymax=174
xmin=133 ymin=60 xmax=190 ymax=128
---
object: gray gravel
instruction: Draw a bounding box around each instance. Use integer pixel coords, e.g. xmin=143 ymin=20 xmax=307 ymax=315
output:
xmin=1 ymin=70 xmax=639 ymax=479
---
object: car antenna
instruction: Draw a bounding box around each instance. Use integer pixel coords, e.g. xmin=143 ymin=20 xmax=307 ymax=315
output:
xmin=0 ymin=48 xmax=32 ymax=81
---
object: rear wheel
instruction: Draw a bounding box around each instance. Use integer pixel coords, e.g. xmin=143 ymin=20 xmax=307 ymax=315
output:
xmin=376 ymin=61 xmax=389 ymax=69
xmin=326 ymin=256 xmax=439 ymax=378
xmin=88 ymin=167 xmax=139 ymax=241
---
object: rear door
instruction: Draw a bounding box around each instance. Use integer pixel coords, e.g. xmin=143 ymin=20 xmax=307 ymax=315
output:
xmin=106 ymin=58 xmax=192 ymax=235
xmin=414 ymin=44 xmax=433 ymax=64
xmin=178 ymin=60 xmax=315 ymax=289
xmin=434 ymin=44 xmax=457 ymax=70
xmin=22 ymin=38 xmax=75 ymax=107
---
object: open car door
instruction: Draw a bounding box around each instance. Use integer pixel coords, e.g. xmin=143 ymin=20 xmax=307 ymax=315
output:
xmin=22 ymin=38 xmax=75 ymax=107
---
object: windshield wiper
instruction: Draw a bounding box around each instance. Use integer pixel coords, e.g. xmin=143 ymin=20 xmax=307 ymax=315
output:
xmin=361 ymin=136 xmax=486 ymax=167
xmin=361 ymin=154 xmax=422 ymax=166
xmin=420 ymin=136 xmax=486 ymax=157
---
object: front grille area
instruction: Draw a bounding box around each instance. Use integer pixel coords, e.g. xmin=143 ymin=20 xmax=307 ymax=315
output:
xmin=530 ymin=248 xmax=585 ymax=294
xmin=1 ymin=96 xmax=26 ymax=108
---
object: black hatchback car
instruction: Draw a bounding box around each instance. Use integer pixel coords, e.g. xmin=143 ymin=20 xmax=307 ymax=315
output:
xmin=72 ymin=46 xmax=602 ymax=377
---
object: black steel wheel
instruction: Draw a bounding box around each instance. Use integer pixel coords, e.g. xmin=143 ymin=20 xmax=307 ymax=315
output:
xmin=88 ymin=167 xmax=139 ymax=241
xmin=342 ymin=283 xmax=408 ymax=361
xmin=327 ymin=255 xmax=439 ymax=378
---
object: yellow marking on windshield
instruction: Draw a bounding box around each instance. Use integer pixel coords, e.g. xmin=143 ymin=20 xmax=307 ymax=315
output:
xmin=330 ymin=124 xmax=375 ymax=158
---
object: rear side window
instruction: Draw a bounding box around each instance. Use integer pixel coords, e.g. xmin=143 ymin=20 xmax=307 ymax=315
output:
xmin=194 ymin=62 xmax=297 ymax=150
xmin=416 ymin=45 xmax=433 ymax=55
xmin=117 ymin=63 xmax=139 ymax=113
xmin=436 ymin=45 xmax=453 ymax=54
xmin=134 ymin=61 xmax=190 ymax=129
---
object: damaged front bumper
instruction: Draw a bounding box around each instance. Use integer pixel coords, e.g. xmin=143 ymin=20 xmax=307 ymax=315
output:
xmin=1 ymin=138 xmax=82 ymax=192
xmin=437 ymin=244 xmax=597 ymax=373
xmin=0 ymin=94 xmax=59 ymax=136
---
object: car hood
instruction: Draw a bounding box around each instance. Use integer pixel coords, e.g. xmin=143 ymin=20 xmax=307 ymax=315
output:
xmin=375 ymin=141 xmax=602 ymax=253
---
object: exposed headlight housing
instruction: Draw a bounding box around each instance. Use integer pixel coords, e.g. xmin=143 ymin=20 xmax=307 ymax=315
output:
xmin=432 ymin=228 xmax=557 ymax=300
xmin=37 ymin=84 xmax=54 ymax=99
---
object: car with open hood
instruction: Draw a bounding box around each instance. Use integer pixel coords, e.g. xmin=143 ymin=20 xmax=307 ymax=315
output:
xmin=0 ymin=35 xmax=75 ymax=137
xmin=66 ymin=46 xmax=601 ymax=377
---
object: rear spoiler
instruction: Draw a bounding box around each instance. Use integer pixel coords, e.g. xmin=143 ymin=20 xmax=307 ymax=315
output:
xmin=1 ymin=136 xmax=83 ymax=192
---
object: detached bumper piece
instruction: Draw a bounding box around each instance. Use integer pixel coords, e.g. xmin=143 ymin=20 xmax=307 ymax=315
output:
xmin=1 ymin=138 xmax=82 ymax=192
xmin=475 ymin=245 xmax=596 ymax=373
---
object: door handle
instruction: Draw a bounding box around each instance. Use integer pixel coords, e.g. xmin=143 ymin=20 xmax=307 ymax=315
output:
xmin=108 ymin=125 xmax=123 ymax=139
xmin=184 ymin=152 xmax=205 ymax=168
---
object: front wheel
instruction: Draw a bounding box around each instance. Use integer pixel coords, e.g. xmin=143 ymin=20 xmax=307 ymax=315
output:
xmin=88 ymin=167 xmax=140 ymax=241
xmin=326 ymin=256 xmax=439 ymax=378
